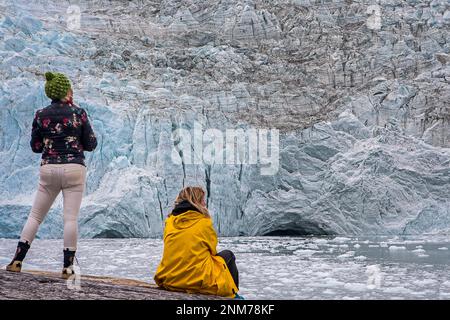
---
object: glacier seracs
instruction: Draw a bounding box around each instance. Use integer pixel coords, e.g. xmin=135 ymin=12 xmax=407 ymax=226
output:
xmin=0 ymin=0 xmax=449 ymax=238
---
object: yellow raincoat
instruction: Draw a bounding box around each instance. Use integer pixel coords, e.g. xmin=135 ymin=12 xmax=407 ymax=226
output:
xmin=154 ymin=210 xmax=238 ymax=298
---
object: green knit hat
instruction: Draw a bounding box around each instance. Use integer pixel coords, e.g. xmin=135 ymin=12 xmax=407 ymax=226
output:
xmin=44 ymin=72 xmax=71 ymax=100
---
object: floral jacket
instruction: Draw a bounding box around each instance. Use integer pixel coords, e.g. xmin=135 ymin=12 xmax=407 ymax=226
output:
xmin=31 ymin=100 xmax=98 ymax=166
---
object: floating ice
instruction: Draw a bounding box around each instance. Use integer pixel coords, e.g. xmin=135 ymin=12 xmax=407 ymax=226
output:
xmin=354 ymin=255 xmax=367 ymax=261
xmin=337 ymin=251 xmax=355 ymax=259
xmin=293 ymin=249 xmax=316 ymax=256
xmin=333 ymin=237 xmax=352 ymax=243
xmin=389 ymin=246 xmax=407 ymax=251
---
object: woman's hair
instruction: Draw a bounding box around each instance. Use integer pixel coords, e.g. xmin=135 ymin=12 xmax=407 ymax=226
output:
xmin=173 ymin=186 xmax=210 ymax=217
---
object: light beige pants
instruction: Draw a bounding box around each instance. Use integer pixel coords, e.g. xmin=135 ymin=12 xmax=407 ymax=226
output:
xmin=20 ymin=164 xmax=87 ymax=251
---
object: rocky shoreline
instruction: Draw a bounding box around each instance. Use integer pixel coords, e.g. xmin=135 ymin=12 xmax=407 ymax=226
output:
xmin=0 ymin=269 xmax=224 ymax=300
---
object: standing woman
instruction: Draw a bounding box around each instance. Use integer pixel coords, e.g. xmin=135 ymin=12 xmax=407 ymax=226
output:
xmin=6 ymin=72 xmax=97 ymax=278
xmin=154 ymin=186 xmax=242 ymax=298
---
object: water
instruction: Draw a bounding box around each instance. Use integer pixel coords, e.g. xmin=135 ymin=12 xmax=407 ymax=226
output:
xmin=1 ymin=236 xmax=450 ymax=299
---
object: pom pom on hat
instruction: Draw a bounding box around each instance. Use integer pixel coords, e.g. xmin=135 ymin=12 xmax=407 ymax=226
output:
xmin=45 ymin=72 xmax=54 ymax=81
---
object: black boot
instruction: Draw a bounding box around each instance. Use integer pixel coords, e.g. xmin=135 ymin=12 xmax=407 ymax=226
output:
xmin=6 ymin=241 xmax=30 ymax=272
xmin=62 ymin=249 xmax=76 ymax=279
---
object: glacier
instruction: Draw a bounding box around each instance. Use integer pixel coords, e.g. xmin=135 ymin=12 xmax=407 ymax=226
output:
xmin=0 ymin=0 xmax=449 ymax=239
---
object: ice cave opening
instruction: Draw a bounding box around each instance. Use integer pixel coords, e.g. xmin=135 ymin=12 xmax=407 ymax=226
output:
xmin=262 ymin=222 xmax=330 ymax=236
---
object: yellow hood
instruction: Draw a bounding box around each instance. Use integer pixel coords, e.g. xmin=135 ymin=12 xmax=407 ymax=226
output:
xmin=171 ymin=210 xmax=204 ymax=229
xmin=154 ymin=211 xmax=238 ymax=298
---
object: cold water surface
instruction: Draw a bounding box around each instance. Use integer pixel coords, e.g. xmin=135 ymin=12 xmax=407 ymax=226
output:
xmin=1 ymin=236 xmax=449 ymax=299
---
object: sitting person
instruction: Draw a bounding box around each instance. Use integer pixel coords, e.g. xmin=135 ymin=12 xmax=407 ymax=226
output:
xmin=154 ymin=186 xmax=240 ymax=298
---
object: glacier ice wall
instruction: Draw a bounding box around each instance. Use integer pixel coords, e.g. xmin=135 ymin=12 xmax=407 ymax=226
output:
xmin=0 ymin=0 xmax=449 ymax=238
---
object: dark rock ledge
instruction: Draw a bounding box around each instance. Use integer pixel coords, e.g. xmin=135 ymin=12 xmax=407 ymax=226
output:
xmin=0 ymin=269 xmax=226 ymax=300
